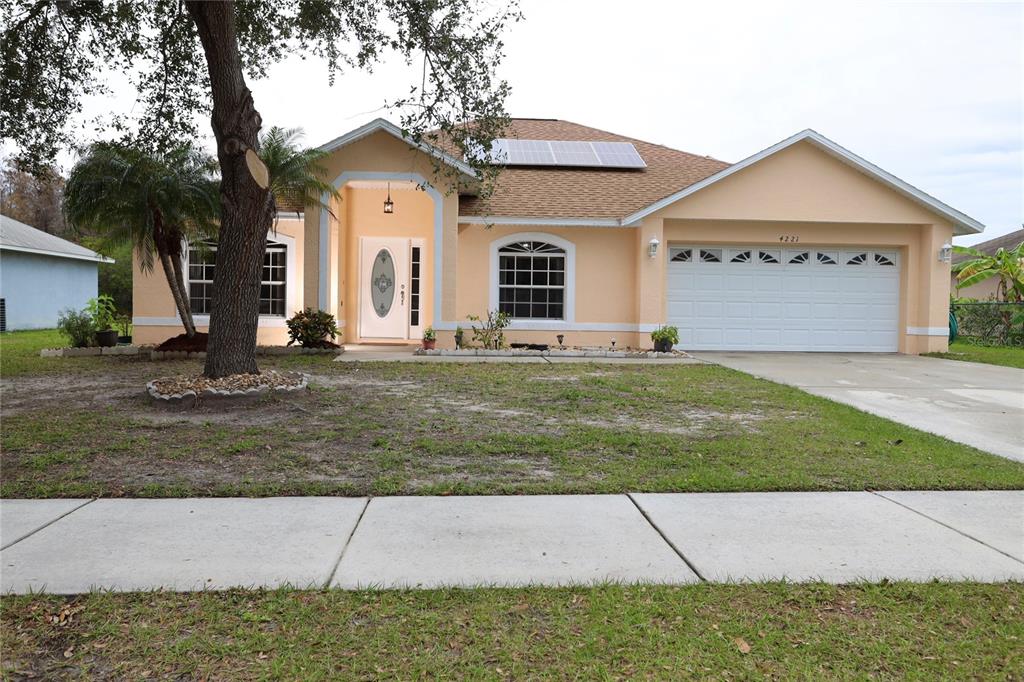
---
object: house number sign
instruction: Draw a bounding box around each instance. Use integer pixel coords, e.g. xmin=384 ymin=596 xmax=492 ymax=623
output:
xmin=778 ymin=235 xmax=800 ymax=243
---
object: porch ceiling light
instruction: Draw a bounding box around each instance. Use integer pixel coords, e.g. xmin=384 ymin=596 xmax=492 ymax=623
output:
xmin=648 ymin=237 xmax=660 ymax=258
xmin=939 ymin=242 xmax=952 ymax=263
xmin=383 ymin=183 xmax=394 ymax=214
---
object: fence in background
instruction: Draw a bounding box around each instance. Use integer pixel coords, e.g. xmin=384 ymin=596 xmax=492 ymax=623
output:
xmin=951 ymin=302 xmax=1024 ymax=346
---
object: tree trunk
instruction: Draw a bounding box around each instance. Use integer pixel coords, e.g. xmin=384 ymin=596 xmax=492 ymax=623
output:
xmin=158 ymin=250 xmax=197 ymax=337
xmin=186 ymin=1 xmax=273 ymax=378
xmin=168 ymin=248 xmax=197 ymax=337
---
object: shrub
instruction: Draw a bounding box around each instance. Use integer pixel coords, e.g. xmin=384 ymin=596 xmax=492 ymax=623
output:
xmin=57 ymin=308 xmax=96 ymax=347
xmin=286 ymin=308 xmax=339 ymax=348
xmin=467 ymin=310 xmax=510 ymax=349
xmin=85 ymin=294 xmax=117 ymax=331
xmin=650 ymin=325 xmax=679 ymax=345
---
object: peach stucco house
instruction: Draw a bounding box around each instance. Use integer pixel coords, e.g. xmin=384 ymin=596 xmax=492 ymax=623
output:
xmin=133 ymin=118 xmax=984 ymax=353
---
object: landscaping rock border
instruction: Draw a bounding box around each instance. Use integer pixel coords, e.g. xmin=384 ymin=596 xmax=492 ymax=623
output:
xmin=416 ymin=348 xmax=689 ymax=359
xmin=40 ymin=346 xmax=342 ymax=360
xmin=146 ymin=371 xmax=309 ymax=408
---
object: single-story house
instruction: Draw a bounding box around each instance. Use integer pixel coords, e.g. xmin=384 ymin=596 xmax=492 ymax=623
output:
xmin=952 ymin=228 xmax=1023 ymax=300
xmin=132 ymin=118 xmax=984 ymax=353
xmin=0 ymin=213 xmax=113 ymax=331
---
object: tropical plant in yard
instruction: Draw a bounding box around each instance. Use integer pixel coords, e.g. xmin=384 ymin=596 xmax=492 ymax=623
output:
xmin=953 ymin=240 xmax=1024 ymax=303
xmin=260 ymin=127 xmax=340 ymax=220
xmin=953 ymin=240 xmax=1024 ymax=333
xmin=63 ymin=141 xmax=220 ymax=338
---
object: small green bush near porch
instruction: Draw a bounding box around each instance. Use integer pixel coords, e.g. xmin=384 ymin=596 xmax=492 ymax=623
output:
xmin=2 ymin=583 xmax=1021 ymax=679
xmin=2 ymin=328 xmax=1023 ymax=497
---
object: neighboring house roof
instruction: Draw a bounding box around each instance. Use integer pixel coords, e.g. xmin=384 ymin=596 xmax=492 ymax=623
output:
xmin=0 ymin=214 xmax=113 ymax=263
xmin=458 ymin=119 xmax=730 ymax=222
xmin=952 ymin=228 xmax=1024 ymax=265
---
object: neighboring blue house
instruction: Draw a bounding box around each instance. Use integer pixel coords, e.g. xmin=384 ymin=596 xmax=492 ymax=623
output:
xmin=0 ymin=213 xmax=113 ymax=331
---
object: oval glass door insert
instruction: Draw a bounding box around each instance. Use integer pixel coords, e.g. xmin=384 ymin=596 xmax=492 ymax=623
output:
xmin=370 ymin=249 xmax=396 ymax=318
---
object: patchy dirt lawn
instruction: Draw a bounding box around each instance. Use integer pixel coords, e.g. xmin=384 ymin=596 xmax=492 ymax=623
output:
xmin=2 ymin=355 xmax=1023 ymax=497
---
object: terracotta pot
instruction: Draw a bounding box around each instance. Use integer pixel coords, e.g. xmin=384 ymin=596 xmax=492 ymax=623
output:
xmin=422 ymin=339 xmax=436 ymax=350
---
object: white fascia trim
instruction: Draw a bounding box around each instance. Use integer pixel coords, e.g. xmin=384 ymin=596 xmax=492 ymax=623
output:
xmin=460 ymin=216 xmax=628 ymax=228
xmin=275 ymin=211 xmax=305 ymax=220
xmin=621 ymin=129 xmax=985 ymax=235
xmin=433 ymin=321 xmax=659 ymax=333
xmin=907 ymin=326 xmax=949 ymax=336
xmin=320 ymin=171 xmax=444 ymax=325
xmin=488 ymin=231 xmax=577 ymax=324
xmin=0 ymin=244 xmax=114 ymax=263
xmin=133 ymin=316 xmax=287 ymax=328
xmin=317 ymin=117 xmax=478 ymax=179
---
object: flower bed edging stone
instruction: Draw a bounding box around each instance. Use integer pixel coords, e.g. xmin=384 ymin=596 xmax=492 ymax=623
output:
xmin=416 ymin=348 xmax=688 ymax=359
xmin=146 ymin=372 xmax=309 ymax=408
xmin=40 ymin=346 xmax=343 ymax=360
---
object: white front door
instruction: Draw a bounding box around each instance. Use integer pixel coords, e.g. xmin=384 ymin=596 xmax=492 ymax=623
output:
xmin=359 ymin=238 xmax=409 ymax=340
xmin=666 ymin=245 xmax=901 ymax=352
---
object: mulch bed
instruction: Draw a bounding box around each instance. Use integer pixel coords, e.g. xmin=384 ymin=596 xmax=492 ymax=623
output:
xmin=155 ymin=332 xmax=209 ymax=353
xmin=148 ymin=370 xmax=304 ymax=397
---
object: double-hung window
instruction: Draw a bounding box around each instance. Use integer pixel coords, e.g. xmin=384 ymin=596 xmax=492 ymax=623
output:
xmin=188 ymin=239 xmax=287 ymax=316
xmin=497 ymin=241 xmax=565 ymax=320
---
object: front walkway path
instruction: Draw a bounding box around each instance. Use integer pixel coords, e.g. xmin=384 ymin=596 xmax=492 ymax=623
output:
xmin=694 ymin=353 xmax=1024 ymax=462
xmin=2 ymin=492 xmax=1021 ymax=594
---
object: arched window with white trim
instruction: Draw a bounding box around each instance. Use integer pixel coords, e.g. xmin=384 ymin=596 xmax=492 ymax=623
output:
xmin=497 ymin=240 xmax=566 ymax=319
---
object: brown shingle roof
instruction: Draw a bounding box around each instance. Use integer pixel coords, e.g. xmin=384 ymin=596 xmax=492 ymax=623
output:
xmin=457 ymin=119 xmax=730 ymax=220
xmin=952 ymin=228 xmax=1024 ymax=265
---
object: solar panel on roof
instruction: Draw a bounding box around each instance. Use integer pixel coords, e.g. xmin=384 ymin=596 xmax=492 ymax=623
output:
xmin=591 ymin=142 xmax=646 ymax=168
xmin=473 ymin=139 xmax=646 ymax=168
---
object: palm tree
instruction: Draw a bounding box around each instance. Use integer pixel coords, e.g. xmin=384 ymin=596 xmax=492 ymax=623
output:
xmin=64 ymin=141 xmax=220 ymax=337
xmin=259 ymin=126 xmax=340 ymax=220
xmin=953 ymin=239 xmax=1024 ymax=303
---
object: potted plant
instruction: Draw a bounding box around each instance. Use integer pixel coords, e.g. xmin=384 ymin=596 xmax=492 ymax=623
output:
xmin=422 ymin=326 xmax=437 ymax=350
xmin=454 ymin=326 xmax=464 ymax=349
xmin=116 ymin=314 xmax=133 ymax=345
xmin=86 ymin=295 xmax=119 ymax=347
xmin=650 ymin=325 xmax=679 ymax=353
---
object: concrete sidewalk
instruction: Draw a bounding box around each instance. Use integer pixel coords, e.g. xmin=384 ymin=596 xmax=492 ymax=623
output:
xmin=2 ymin=491 xmax=1021 ymax=594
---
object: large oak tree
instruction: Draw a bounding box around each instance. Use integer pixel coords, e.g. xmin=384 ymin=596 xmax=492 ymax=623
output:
xmin=1 ymin=0 xmax=517 ymax=377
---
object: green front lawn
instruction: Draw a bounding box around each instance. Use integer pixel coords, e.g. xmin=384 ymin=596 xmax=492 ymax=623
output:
xmin=3 ymin=584 xmax=1021 ymax=679
xmin=3 ymin=330 xmax=1023 ymax=497
xmin=925 ymin=340 xmax=1024 ymax=369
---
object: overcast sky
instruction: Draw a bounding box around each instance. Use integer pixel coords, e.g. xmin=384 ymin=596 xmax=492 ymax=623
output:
xmin=51 ymin=1 xmax=1024 ymax=245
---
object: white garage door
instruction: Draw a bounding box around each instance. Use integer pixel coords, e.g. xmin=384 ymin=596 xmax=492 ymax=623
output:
xmin=667 ymin=246 xmax=900 ymax=352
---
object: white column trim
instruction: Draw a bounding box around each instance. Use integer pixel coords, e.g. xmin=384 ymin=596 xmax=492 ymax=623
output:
xmin=907 ymin=326 xmax=949 ymax=336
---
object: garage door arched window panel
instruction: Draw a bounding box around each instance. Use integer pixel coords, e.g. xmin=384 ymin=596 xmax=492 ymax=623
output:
xmin=816 ymin=251 xmax=838 ymax=265
xmin=874 ymin=253 xmax=896 ymax=266
xmin=846 ymin=252 xmax=869 ymax=266
xmin=758 ymin=250 xmax=780 ymax=264
xmin=699 ymin=248 xmax=722 ymax=263
xmin=729 ymin=250 xmax=752 ymax=263
xmin=187 ymin=239 xmax=287 ymax=316
xmin=787 ymin=251 xmax=810 ymax=265
xmin=497 ymin=240 xmax=566 ymax=320
xmin=669 ymin=248 xmax=692 ymax=263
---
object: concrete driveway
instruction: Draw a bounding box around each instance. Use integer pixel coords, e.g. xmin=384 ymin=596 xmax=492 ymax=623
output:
xmin=693 ymin=353 xmax=1024 ymax=462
